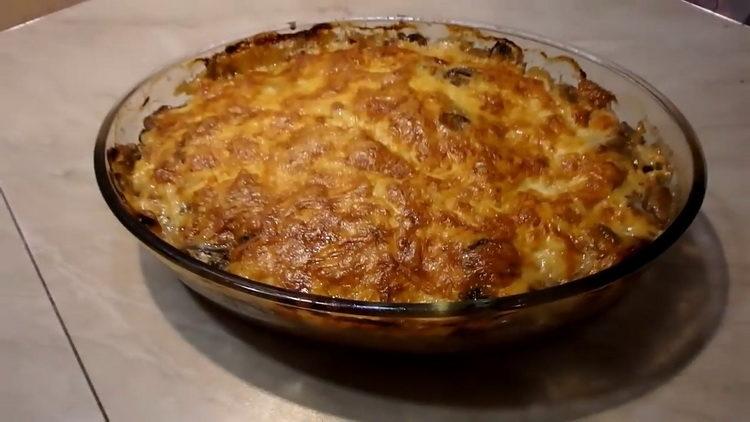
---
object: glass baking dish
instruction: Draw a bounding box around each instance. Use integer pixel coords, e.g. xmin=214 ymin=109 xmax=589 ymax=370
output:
xmin=94 ymin=19 xmax=706 ymax=352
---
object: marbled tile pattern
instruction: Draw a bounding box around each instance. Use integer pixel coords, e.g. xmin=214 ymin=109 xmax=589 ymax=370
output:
xmin=0 ymin=0 xmax=748 ymax=420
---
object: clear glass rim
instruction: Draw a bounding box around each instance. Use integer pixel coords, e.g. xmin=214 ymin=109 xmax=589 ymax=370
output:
xmin=94 ymin=18 xmax=707 ymax=317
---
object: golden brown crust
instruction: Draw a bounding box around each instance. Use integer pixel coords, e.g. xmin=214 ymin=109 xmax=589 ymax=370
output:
xmin=111 ymin=24 xmax=674 ymax=302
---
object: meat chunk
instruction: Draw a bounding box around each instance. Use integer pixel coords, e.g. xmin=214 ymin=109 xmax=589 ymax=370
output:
xmin=401 ymin=32 xmax=427 ymax=46
xmin=488 ymin=38 xmax=523 ymax=63
xmin=439 ymin=112 xmax=470 ymax=131
xmin=443 ymin=67 xmax=474 ymax=86
xmin=643 ymin=185 xmax=673 ymax=225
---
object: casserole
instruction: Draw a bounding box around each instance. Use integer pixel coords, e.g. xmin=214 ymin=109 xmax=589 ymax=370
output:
xmin=95 ymin=19 xmax=706 ymax=351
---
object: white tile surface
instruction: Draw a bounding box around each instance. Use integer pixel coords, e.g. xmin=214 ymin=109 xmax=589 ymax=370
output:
xmin=0 ymin=0 xmax=748 ymax=420
xmin=0 ymin=192 xmax=102 ymax=421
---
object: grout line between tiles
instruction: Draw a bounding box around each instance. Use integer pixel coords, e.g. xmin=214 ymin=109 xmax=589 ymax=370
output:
xmin=0 ymin=186 xmax=110 ymax=422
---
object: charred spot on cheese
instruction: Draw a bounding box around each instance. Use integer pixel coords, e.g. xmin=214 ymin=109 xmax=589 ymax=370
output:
xmin=462 ymin=239 xmax=521 ymax=289
xmin=110 ymin=23 xmax=674 ymax=302
xmin=577 ymin=79 xmax=616 ymax=109
xmin=346 ymin=136 xmax=414 ymax=178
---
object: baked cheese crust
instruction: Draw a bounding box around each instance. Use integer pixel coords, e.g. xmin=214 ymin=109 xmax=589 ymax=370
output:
xmin=111 ymin=23 xmax=674 ymax=302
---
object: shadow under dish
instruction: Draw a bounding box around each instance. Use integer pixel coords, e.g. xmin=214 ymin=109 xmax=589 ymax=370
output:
xmin=139 ymin=212 xmax=727 ymax=421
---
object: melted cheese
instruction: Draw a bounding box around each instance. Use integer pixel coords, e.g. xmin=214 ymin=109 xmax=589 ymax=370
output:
xmin=111 ymin=23 xmax=673 ymax=302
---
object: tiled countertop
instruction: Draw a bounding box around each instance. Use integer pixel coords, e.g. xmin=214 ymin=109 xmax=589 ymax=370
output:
xmin=0 ymin=0 xmax=748 ymax=420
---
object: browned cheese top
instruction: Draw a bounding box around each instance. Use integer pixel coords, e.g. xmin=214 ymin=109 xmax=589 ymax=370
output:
xmin=111 ymin=24 xmax=674 ymax=302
